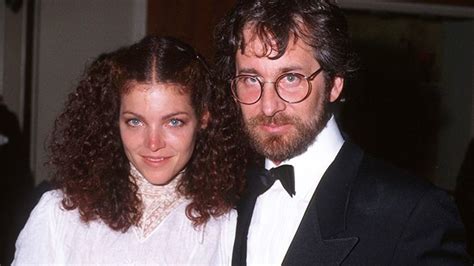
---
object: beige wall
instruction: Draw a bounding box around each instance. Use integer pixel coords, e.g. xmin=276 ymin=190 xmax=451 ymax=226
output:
xmin=1 ymin=3 xmax=26 ymax=127
xmin=30 ymin=0 xmax=146 ymax=184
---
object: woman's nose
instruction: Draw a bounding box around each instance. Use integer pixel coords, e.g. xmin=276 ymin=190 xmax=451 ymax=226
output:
xmin=146 ymin=128 xmax=165 ymax=152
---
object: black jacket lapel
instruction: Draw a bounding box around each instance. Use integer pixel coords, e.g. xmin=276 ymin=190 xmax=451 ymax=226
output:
xmin=232 ymin=167 xmax=268 ymax=266
xmin=283 ymin=142 xmax=364 ymax=265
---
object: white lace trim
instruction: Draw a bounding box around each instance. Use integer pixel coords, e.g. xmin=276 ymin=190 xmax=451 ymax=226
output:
xmin=130 ymin=164 xmax=186 ymax=242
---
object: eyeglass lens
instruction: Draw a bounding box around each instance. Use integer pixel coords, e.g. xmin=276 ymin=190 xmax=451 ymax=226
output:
xmin=232 ymin=73 xmax=310 ymax=104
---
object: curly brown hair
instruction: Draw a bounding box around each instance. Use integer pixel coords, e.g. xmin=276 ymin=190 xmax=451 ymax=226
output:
xmin=214 ymin=0 xmax=358 ymax=89
xmin=49 ymin=36 xmax=250 ymax=231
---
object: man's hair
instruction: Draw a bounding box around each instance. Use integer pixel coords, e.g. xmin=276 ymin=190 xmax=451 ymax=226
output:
xmin=49 ymin=36 xmax=248 ymax=231
xmin=214 ymin=0 xmax=358 ymax=88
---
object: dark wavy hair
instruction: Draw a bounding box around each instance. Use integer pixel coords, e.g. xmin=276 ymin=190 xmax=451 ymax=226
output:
xmin=214 ymin=0 xmax=358 ymax=89
xmin=49 ymin=36 xmax=249 ymax=231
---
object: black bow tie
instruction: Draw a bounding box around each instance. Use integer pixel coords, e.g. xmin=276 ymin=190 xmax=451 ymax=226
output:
xmin=248 ymin=165 xmax=296 ymax=197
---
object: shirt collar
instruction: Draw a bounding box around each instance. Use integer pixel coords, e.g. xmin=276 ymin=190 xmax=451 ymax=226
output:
xmin=265 ymin=116 xmax=344 ymax=200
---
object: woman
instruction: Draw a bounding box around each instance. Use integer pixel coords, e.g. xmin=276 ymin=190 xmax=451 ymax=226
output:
xmin=13 ymin=36 xmax=248 ymax=264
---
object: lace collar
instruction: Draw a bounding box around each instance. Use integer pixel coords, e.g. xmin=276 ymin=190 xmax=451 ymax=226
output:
xmin=130 ymin=164 xmax=186 ymax=242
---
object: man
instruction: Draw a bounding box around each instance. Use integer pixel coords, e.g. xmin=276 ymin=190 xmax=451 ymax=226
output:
xmin=214 ymin=0 xmax=471 ymax=265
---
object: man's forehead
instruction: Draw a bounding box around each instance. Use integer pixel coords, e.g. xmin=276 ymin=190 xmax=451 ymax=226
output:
xmin=241 ymin=26 xmax=288 ymax=57
xmin=238 ymin=25 xmax=312 ymax=59
xmin=238 ymin=16 xmax=313 ymax=57
xmin=239 ymin=25 xmax=276 ymax=58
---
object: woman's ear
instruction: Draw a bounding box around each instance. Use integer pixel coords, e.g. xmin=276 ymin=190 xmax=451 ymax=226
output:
xmin=200 ymin=110 xmax=210 ymax=129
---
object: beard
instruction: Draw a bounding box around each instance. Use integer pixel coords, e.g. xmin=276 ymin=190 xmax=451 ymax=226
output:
xmin=243 ymin=92 xmax=332 ymax=163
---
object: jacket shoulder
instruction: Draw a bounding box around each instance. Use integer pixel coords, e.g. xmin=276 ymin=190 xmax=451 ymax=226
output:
xmin=344 ymin=152 xmax=470 ymax=265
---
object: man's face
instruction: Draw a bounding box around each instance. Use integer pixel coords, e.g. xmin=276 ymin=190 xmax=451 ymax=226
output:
xmin=234 ymin=28 xmax=343 ymax=163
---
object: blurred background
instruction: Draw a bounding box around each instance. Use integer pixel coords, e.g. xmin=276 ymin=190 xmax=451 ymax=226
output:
xmin=1 ymin=0 xmax=473 ymax=263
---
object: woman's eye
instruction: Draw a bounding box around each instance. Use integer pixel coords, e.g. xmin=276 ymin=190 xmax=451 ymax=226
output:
xmin=169 ymin=118 xmax=184 ymax=127
xmin=126 ymin=118 xmax=142 ymax=127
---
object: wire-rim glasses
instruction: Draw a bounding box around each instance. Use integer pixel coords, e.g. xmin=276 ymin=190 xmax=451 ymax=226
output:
xmin=231 ymin=67 xmax=323 ymax=105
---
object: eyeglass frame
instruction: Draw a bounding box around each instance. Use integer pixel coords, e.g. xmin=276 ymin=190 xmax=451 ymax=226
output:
xmin=230 ymin=67 xmax=324 ymax=105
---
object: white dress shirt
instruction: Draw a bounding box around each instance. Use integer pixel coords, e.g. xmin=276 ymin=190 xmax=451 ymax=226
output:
xmin=247 ymin=116 xmax=344 ymax=265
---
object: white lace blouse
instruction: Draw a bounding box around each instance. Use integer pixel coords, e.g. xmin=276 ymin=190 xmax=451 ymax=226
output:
xmin=12 ymin=169 xmax=236 ymax=265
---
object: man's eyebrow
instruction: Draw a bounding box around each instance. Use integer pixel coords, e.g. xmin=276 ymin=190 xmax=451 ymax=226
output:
xmin=236 ymin=66 xmax=306 ymax=76
xmin=279 ymin=66 xmax=305 ymax=73
xmin=236 ymin=67 xmax=259 ymax=75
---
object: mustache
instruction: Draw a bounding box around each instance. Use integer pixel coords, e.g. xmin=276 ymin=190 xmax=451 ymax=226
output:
xmin=247 ymin=114 xmax=298 ymax=126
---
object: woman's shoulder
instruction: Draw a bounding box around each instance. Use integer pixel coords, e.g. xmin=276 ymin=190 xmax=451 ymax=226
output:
xmin=22 ymin=188 xmax=85 ymax=233
xmin=23 ymin=189 xmax=67 ymax=227
xmin=39 ymin=188 xmax=63 ymax=201
xmin=35 ymin=189 xmax=64 ymax=211
xmin=13 ymin=190 xmax=72 ymax=264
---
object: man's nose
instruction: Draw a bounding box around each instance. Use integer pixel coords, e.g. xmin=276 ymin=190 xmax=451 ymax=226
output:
xmin=260 ymin=83 xmax=286 ymax=117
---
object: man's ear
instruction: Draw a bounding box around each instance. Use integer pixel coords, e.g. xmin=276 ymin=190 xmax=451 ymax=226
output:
xmin=329 ymin=77 xmax=344 ymax=102
xmin=200 ymin=110 xmax=210 ymax=129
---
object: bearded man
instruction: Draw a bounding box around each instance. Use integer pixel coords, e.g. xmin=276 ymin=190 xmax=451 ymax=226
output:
xmin=214 ymin=0 xmax=471 ymax=265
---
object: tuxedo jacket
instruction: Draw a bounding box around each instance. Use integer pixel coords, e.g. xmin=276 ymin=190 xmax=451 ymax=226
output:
xmin=232 ymin=142 xmax=471 ymax=265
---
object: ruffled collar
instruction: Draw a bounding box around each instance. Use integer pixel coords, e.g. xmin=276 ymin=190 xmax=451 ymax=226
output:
xmin=130 ymin=164 xmax=186 ymax=242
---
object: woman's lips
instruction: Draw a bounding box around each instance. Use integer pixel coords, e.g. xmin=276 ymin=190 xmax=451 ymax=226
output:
xmin=142 ymin=155 xmax=170 ymax=166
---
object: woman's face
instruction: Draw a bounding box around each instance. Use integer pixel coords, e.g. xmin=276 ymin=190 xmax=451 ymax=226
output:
xmin=119 ymin=83 xmax=202 ymax=185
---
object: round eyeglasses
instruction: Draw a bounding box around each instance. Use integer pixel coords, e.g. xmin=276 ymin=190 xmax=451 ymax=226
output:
xmin=231 ymin=67 xmax=323 ymax=105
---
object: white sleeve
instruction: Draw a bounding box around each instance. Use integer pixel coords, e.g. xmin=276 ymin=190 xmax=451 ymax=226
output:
xmin=218 ymin=209 xmax=237 ymax=265
xmin=12 ymin=190 xmax=63 ymax=265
